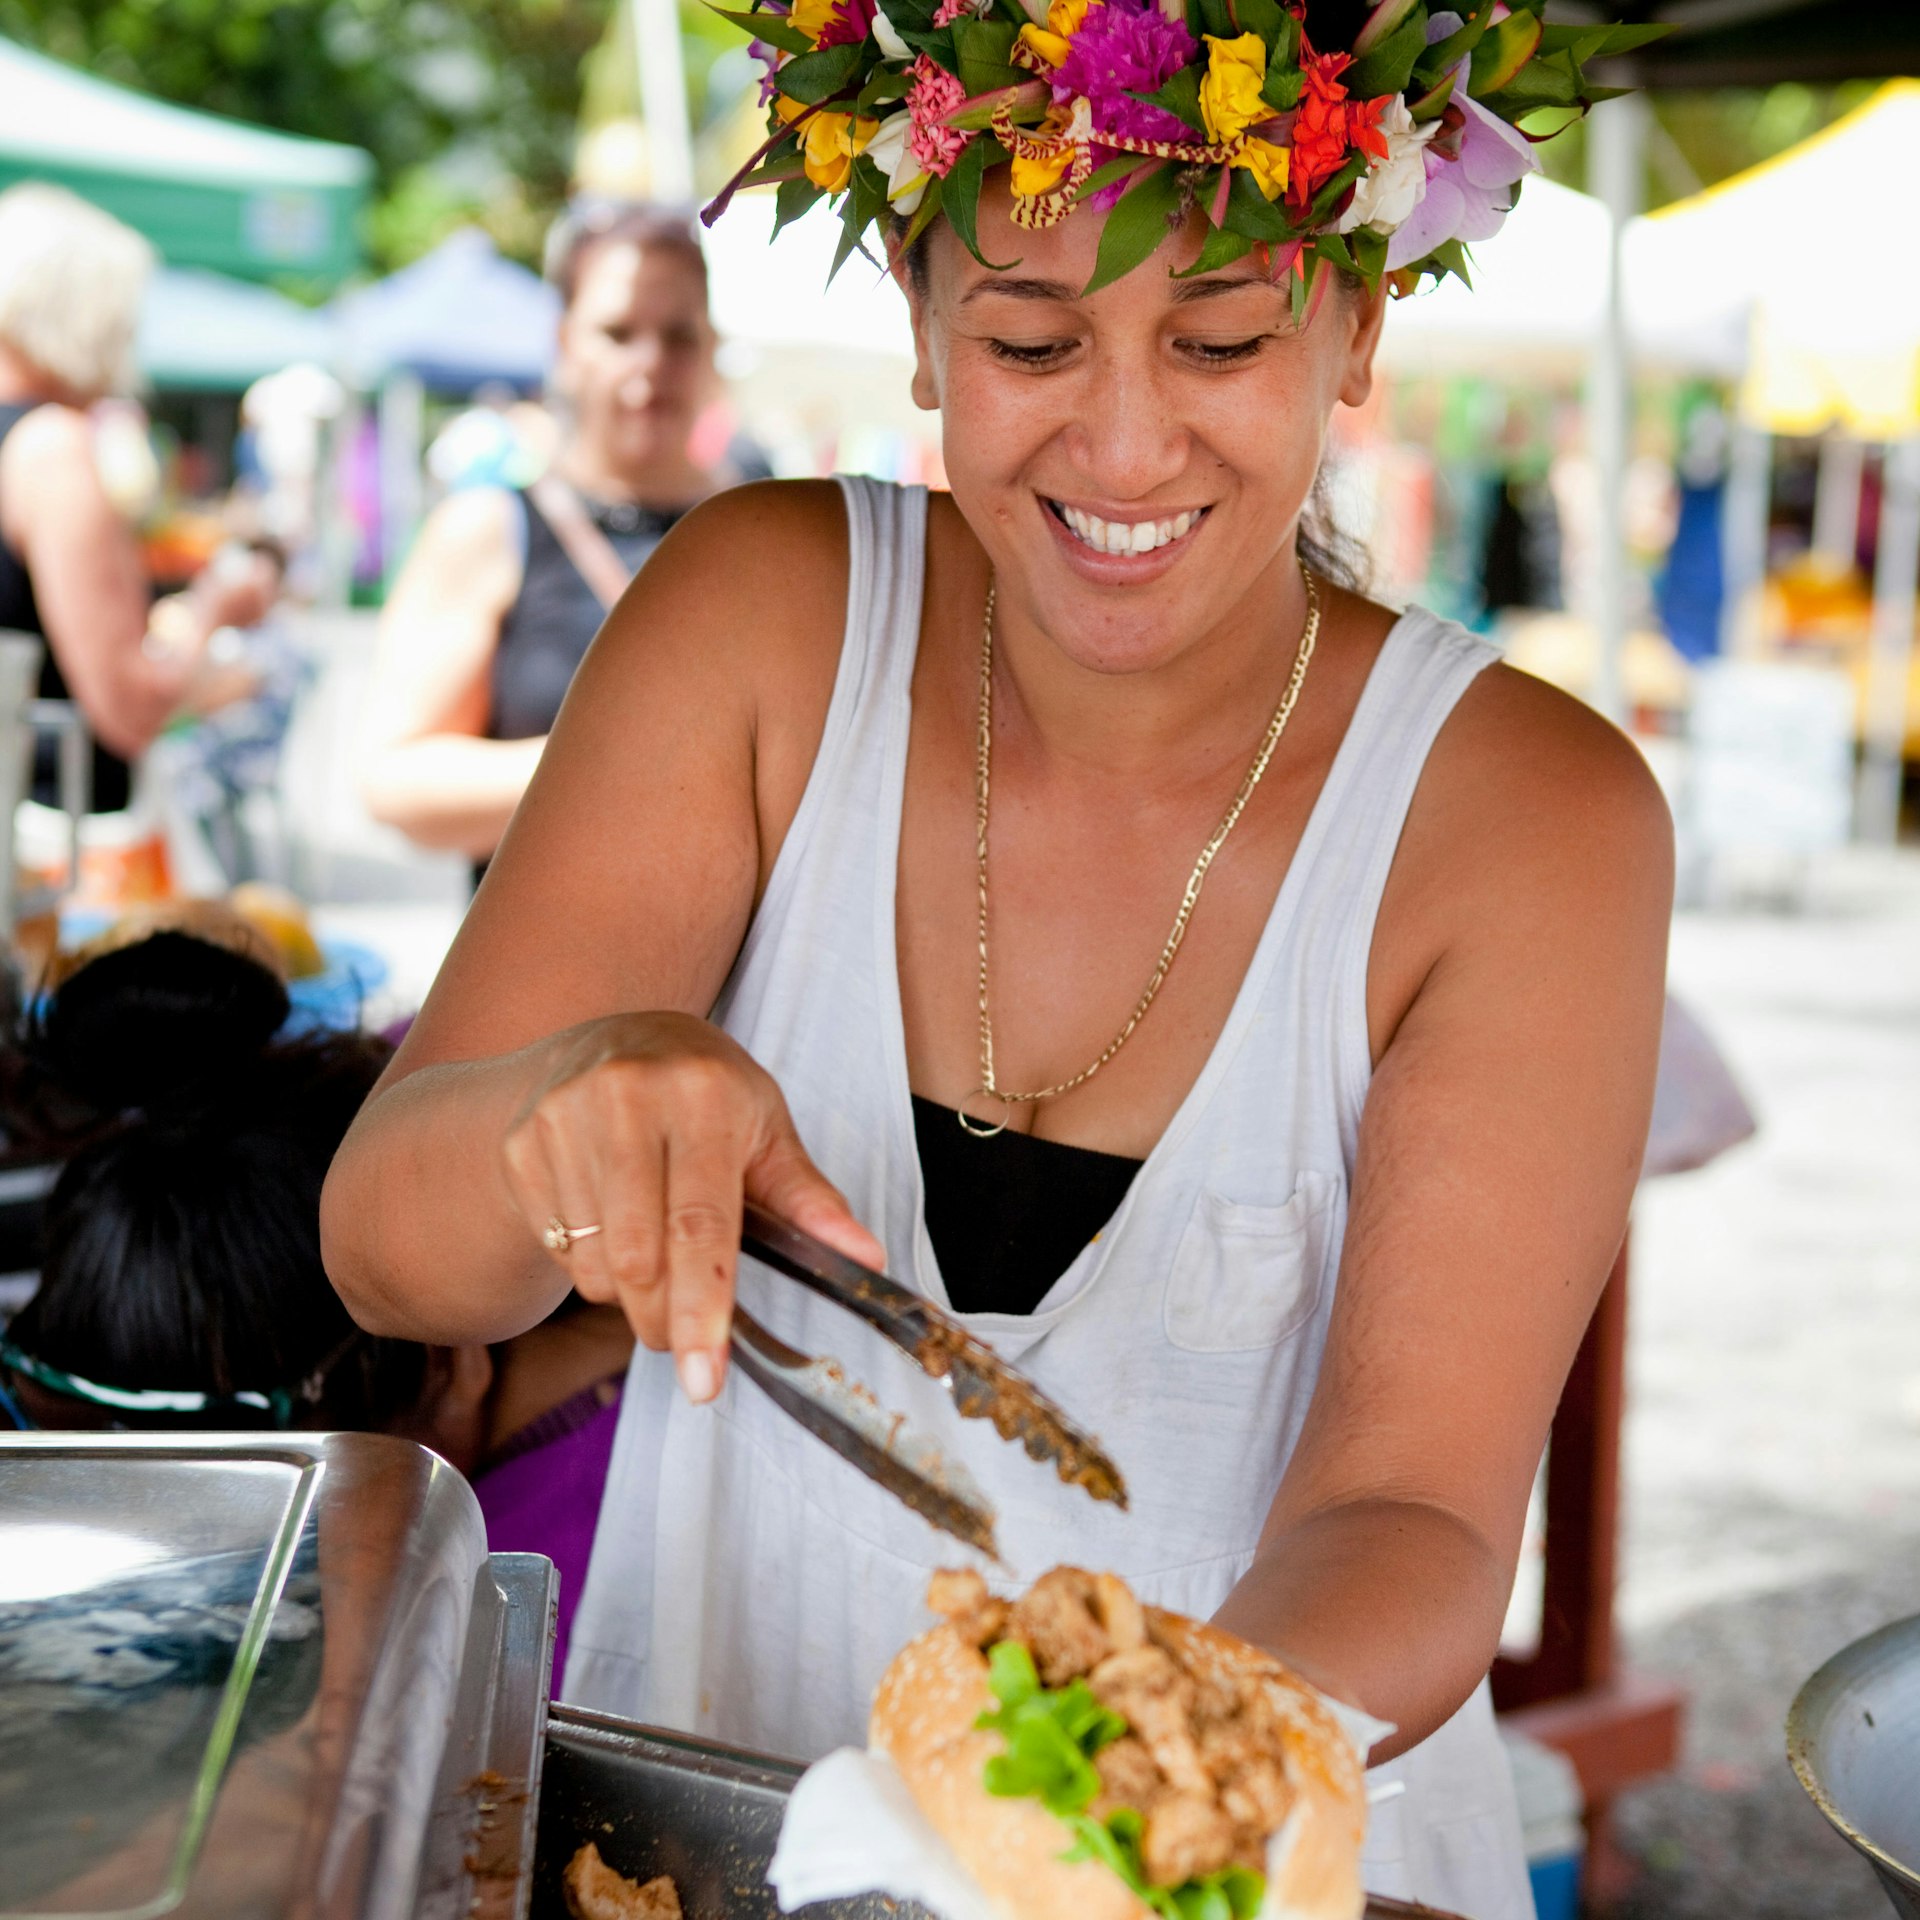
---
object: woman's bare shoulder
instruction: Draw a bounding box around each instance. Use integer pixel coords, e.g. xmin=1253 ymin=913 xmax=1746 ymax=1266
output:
xmin=1442 ymin=658 xmax=1673 ymax=856
xmin=1373 ymin=650 xmax=1672 ymax=1041
xmin=587 ymin=478 xmax=854 ymax=875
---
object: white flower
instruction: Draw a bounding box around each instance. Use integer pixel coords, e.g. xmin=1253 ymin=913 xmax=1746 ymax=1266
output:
xmin=865 ymin=111 xmax=931 ymax=214
xmin=872 ymin=8 xmax=911 ymax=59
xmin=1338 ymin=93 xmax=1438 ymax=238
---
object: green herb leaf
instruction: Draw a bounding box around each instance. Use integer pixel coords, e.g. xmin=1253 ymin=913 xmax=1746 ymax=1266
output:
xmin=1351 ymin=0 xmax=1420 ymax=57
xmin=1082 ymin=162 xmax=1184 ymax=295
xmin=777 ymin=40 xmax=866 ymax=103
xmin=986 ymin=1639 xmax=1042 ymax=1708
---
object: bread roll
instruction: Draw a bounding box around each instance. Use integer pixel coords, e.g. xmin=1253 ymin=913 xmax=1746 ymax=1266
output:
xmin=869 ymin=1582 xmax=1366 ymax=1920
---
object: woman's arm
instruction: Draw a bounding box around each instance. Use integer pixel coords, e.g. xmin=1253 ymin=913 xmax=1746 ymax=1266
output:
xmin=1 ymin=405 xmax=203 ymax=757
xmin=357 ymin=487 xmax=541 ymax=857
xmin=323 ymin=481 xmax=882 ymax=1395
xmin=1212 ymin=666 xmax=1673 ymax=1760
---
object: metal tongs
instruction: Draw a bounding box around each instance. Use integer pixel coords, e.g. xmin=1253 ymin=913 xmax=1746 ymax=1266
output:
xmin=729 ymin=1202 xmax=1127 ymax=1561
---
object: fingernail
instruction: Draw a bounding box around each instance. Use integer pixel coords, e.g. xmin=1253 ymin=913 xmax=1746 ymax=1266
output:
xmin=679 ymin=1350 xmax=718 ymax=1403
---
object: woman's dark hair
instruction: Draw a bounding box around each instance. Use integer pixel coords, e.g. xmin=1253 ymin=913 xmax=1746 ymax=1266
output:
xmin=544 ymin=199 xmax=709 ymax=308
xmin=1 ymin=932 xmax=435 ymax=1429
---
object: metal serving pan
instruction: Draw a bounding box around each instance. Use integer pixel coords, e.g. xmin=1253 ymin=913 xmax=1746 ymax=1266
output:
xmin=0 ymin=1432 xmax=555 ymax=1920
xmin=1788 ymin=1611 xmax=1920 ymax=1919
xmin=533 ymin=1705 xmax=1464 ymax=1920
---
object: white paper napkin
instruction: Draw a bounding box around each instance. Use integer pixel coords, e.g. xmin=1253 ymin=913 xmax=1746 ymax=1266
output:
xmin=769 ymin=1700 xmax=1397 ymax=1920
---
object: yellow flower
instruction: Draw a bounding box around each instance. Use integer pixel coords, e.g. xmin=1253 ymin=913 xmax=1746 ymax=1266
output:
xmin=778 ymin=96 xmax=879 ymax=193
xmin=788 ymin=0 xmax=839 ymax=43
xmin=1235 ymin=134 xmax=1290 ymax=200
xmin=1198 ymin=32 xmax=1270 ymax=144
xmin=1009 ymin=145 xmax=1077 ymax=196
xmin=1016 ymin=0 xmax=1096 ymax=68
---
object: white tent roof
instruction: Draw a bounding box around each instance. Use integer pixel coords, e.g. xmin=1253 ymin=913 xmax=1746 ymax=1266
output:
xmin=1377 ymin=176 xmax=1747 ymax=382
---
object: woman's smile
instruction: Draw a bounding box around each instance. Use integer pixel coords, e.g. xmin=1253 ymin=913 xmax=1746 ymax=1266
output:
xmin=1040 ymin=493 xmax=1212 ymax=578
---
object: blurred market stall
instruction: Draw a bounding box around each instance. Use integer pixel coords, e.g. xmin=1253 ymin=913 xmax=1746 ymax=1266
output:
xmin=0 ymin=35 xmax=368 ymax=286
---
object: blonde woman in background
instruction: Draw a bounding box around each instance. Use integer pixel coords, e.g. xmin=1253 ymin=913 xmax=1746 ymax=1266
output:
xmin=0 ymin=184 xmax=268 ymax=813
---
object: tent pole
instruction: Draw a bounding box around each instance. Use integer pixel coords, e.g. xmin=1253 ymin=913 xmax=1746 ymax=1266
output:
xmin=633 ymin=0 xmax=696 ymax=203
xmin=1719 ymin=419 xmax=1770 ymax=655
xmin=1586 ymin=93 xmax=1644 ymax=727
xmin=1811 ymin=433 xmax=1865 ymax=571
xmin=1859 ymin=435 xmax=1920 ymax=845
xmin=377 ymin=373 xmax=426 ymax=593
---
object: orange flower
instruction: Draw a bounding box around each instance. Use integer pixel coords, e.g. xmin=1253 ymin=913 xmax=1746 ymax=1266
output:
xmin=1286 ymin=37 xmax=1389 ymax=215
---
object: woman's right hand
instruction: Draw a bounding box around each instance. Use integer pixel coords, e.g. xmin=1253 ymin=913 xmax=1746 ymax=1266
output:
xmin=500 ymin=1011 xmax=885 ymax=1404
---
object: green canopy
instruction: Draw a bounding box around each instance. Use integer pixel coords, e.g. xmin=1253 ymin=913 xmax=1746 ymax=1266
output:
xmin=0 ymin=37 xmax=369 ymax=285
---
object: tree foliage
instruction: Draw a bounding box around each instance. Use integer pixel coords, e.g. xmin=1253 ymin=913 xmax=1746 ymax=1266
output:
xmin=0 ymin=0 xmax=618 ymax=264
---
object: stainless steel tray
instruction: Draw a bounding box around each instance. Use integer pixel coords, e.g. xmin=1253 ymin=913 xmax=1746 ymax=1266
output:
xmin=533 ymin=1706 xmax=1462 ymax=1920
xmin=0 ymin=1432 xmax=555 ymax=1920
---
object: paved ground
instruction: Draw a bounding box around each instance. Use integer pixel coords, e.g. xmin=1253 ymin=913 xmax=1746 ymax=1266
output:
xmin=1607 ymin=848 xmax=1920 ymax=1920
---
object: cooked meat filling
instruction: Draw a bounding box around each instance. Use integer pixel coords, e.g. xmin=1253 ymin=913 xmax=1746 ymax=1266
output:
xmin=936 ymin=1567 xmax=1296 ymax=1882
xmin=562 ymin=1843 xmax=682 ymax=1920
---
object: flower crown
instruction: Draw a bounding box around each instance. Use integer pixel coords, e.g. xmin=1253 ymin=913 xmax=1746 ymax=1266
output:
xmin=703 ymin=0 xmax=1659 ymax=300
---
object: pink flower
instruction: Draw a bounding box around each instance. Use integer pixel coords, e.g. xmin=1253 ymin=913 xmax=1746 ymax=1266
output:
xmin=1384 ymin=15 xmax=1537 ymax=268
xmin=932 ymin=0 xmax=981 ymax=22
xmin=1051 ymin=0 xmax=1196 ymax=145
xmin=907 ymin=54 xmax=970 ymax=177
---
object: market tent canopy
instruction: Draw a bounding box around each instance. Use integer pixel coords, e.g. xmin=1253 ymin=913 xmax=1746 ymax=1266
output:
xmin=0 ymin=37 xmax=369 ymax=284
xmin=1640 ymin=82 xmax=1920 ymax=436
xmin=138 ymin=269 xmax=338 ymax=392
xmin=1375 ymin=177 xmax=1745 ymax=382
xmin=333 ymin=229 xmax=560 ymax=392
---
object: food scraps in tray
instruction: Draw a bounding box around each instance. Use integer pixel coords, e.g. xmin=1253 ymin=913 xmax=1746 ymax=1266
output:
xmin=562 ymin=1842 xmax=683 ymax=1920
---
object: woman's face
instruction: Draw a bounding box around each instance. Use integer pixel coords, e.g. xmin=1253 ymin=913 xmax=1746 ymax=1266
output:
xmin=556 ymin=240 xmax=717 ymax=473
xmin=903 ymin=182 xmax=1386 ymax=674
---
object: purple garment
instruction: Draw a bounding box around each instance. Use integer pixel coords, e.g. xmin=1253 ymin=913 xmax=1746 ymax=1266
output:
xmin=472 ymin=1378 xmax=624 ymax=1693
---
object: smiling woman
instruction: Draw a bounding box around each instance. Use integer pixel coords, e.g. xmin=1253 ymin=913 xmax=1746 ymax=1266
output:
xmin=320 ymin=7 xmax=1668 ymax=1916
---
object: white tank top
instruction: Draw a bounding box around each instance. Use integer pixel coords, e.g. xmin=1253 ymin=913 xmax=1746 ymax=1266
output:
xmin=565 ymin=477 xmax=1533 ymax=1920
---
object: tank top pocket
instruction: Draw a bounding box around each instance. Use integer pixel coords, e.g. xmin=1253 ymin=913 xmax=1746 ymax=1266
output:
xmin=1162 ymin=1173 xmax=1340 ymax=1353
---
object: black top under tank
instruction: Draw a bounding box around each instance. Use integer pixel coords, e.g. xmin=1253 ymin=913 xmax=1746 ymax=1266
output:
xmin=487 ymin=486 xmax=684 ymax=742
xmin=0 ymin=403 xmax=134 ymax=812
xmin=911 ymin=1095 xmax=1143 ymax=1316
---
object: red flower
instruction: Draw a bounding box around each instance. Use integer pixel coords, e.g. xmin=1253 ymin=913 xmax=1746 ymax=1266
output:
xmin=1286 ymin=35 xmax=1389 ymax=215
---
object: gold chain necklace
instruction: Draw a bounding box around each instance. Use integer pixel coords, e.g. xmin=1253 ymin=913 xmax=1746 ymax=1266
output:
xmin=958 ymin=560 xmax=1322 ymax=1138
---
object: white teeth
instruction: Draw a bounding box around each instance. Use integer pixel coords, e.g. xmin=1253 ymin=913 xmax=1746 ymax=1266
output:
xmin=1055 ymin=503 xmax=1202 ymax=556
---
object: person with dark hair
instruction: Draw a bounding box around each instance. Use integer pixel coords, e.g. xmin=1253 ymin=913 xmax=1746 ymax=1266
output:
xmin=0 ymin=928 xmax=632 ymax=1680
xmin=361 ymin=204 xmax=743 ymax=866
